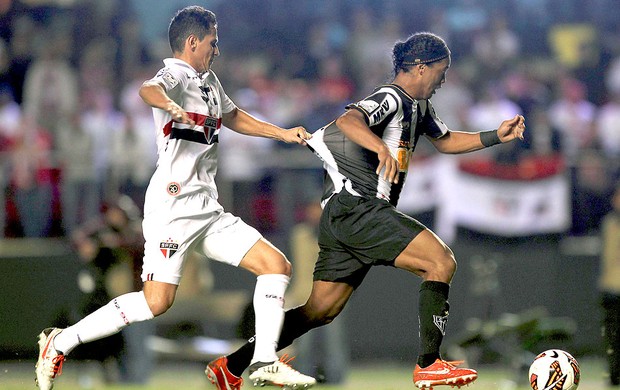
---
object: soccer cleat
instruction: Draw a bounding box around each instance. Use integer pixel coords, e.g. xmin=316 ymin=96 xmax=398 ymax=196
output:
xmin=205 ymin=356 xmax=243 ymax=390
xmin=248 ymin=355 xmax=316 ymax=389
xmin=35 ymin=328 xmax=66 ymax=390
xmin=413 ymin=359 xmax=477 ymax=389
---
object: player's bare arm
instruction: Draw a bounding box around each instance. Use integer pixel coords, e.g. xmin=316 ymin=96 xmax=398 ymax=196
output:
xmin=336 ymin=109 xmax=400 ymax=183
xmin=222 ymin=107 xmax=311 ymax=145
xmin=138 ymin=80 xmax=196 ymax=126
xmin=431 ymin=114 xmax=525 ymax=154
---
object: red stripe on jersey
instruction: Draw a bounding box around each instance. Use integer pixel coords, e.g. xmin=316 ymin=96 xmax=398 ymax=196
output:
xmin=162 ymin=112 xmax=213 ymax=136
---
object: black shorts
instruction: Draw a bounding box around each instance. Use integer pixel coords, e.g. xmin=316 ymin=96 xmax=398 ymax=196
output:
xmin=313 ymin=191 xmax=427 ymax=288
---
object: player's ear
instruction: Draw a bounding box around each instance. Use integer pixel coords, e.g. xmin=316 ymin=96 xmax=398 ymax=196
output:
xmin=187 ymin=35 xmax=198 ymax=52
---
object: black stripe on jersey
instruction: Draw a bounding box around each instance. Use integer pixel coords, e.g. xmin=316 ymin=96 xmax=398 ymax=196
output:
xmin=170 ymin=127 xmax=218 ymax=144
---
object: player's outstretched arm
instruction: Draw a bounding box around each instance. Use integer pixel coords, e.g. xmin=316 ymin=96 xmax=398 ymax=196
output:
xmin=431 ymin=114 xmax=525 ymax=154
xmin=222 ymin=107 xmax=311 ymax=145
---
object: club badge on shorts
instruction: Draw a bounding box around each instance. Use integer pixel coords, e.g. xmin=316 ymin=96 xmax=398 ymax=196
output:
xmin=167 ymin=182 xmax=181 ymax=196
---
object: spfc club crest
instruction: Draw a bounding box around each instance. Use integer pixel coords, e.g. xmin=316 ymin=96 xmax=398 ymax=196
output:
xmin=160 ymin=239 xmax=179 ymax=259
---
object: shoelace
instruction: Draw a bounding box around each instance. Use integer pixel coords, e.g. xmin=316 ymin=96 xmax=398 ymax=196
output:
xmin=279 ymin=354 xmax=296 ymax=366
xmin=50 ymin=355 xmax=65 ymax=377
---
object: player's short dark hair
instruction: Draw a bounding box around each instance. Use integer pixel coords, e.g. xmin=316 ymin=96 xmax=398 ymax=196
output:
xmin=391 ymin=32 xmax=450 ymax=75
xmin=168 ymin=6 xmax=217 ymax=54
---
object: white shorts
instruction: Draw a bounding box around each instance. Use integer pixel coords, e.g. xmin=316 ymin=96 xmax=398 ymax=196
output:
xmin=140 ymin=193 xmax=262 ymax=285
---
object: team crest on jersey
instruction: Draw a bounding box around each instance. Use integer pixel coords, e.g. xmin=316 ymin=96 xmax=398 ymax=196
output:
xmin=160 ymin=239 xmax=179 ymax=259
xmin=203 ymin=116 xmax=221 ymax=144
xmin=167 ymin=182 xmax=181 ymax=196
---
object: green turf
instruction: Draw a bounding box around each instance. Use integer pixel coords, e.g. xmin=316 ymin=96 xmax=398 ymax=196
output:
xmin=1 ymin=358 xmax=610 ymax=389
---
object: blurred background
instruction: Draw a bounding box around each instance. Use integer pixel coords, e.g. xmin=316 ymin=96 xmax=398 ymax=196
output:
xmin=1 ymin=0 xmax=620 ymax=388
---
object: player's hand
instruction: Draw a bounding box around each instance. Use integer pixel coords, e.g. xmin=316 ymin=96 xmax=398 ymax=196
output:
xmin=376 ymin=144 xmax=399 ymax=184
xmin=282 ymin=126 xmax=312 ymax=145
xmin=498 ymin=114 xmax=525 ymax=142
xmin=166 ymin=102 xmax=196 ymax=126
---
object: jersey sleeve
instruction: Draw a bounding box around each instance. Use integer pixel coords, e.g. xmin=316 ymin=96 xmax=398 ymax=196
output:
xmin=151 ymin=66 xmax=188 ymax=102
xmin=345 ymin=89 xmax=399 ymax=127
xmin=419 ymin=100 xmax=449 ymax=139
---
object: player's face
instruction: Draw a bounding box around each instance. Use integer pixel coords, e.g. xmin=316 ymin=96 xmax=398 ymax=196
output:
xmin=193 ymin=27 xmax=219 ymax=73
xmin=421 ymin=57 xmax=450 ymax=99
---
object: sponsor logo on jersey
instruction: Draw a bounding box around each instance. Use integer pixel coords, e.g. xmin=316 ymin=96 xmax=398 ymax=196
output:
xmin=167 ymin=182 xmax=181 ymax=196
xmin=371 ymin=98 xmax=391 ymax=124
xmin=160 ymin=239 xmax=179 ymax=259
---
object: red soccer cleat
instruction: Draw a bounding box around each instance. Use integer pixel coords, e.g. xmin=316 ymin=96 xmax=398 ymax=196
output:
xmin=205 ymin=356 xmax=243 ymax=390
xmin=413 ymin=359 xmax=477 ymax=389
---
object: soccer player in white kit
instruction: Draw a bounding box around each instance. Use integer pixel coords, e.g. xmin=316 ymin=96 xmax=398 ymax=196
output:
xmin=35 ymin=6 xmax=316 ymax=390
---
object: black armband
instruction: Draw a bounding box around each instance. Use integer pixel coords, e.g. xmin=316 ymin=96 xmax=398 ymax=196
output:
xmin=480 ymin=129 xmax=501 ymax=147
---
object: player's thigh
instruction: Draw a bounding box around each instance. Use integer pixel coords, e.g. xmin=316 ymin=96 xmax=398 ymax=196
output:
xmin=394 ymin=228 xmax=456 ymax=282
xmin=195 ymin=212 xmax=289 ymax=276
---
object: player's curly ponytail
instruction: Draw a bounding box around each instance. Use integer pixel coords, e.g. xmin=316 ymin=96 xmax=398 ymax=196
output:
xmin=392 ymin=32 xmax=450 ymax=76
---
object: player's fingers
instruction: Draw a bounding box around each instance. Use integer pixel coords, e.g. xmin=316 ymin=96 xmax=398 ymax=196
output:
xmin=297 ymin=127 xmax=311 ymax=140
xmin=376 ymin=159 xmax=385 ymax=176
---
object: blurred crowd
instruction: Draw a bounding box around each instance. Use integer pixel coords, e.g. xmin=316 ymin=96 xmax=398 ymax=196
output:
xmin=1 ymin=0 xmax=620 ymax=238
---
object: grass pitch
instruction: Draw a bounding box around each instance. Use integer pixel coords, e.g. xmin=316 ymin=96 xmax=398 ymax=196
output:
xmin=1 ymin=357 xmax=610 ymax=389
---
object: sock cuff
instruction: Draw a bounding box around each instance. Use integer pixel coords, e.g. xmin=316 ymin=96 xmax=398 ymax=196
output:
xmin=256 ymin=273 xmax=290 ymax=285
xmin=115 ymin=291 xmax=154 ymax=323
xmin=420 ymin=280 xmax=450 ymax=298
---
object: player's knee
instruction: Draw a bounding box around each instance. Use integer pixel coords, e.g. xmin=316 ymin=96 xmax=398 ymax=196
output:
xmin=145 ymin=295 xmax=175 ymax=317
xmin=261 ymin=255 xmax=292 ymax=277
xmin=437 ymin=247 xmax=457 ymax=279
xmin=304 ymin=303 xmax=341 ymax=327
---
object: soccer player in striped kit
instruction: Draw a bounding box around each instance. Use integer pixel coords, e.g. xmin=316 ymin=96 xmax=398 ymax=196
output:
xmin=35 ymin=6 xmax=315 ymax=390
xmin=209 ymin=32 xmax=526 ymax=389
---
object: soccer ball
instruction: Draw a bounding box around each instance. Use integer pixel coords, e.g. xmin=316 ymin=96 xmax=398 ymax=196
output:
xmin=529 ymin=349 xmax=580 ymax=390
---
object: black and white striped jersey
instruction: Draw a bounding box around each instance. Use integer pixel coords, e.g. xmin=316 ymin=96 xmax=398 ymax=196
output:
xmin=307 ymin=84 xmax=448 ymax=207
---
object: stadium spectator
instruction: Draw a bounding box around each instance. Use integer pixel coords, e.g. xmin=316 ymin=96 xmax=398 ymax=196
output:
xmin=466 ymin=81 xmax=523 ymax=162
xmin=56 ymin=113 xmax=98 ymax=235
xmin=34 ymin=7 xmax=315 ymax=390
xmin=211 ymin=31 xmax=526 ymax=389
xmin=596 ymin=91 xmax=620 ymax=175
xmin=9 ymin=117 xmax=54 ymax=238
xmin=571 ymin=149 xmax=616 ymax=235
xmin=0 ymin=83 xmax=19 ymax=237
xmin=21 ymin=27 xmax=78 ymax=150
xmin=112 ymin=67 xmax=159 ymax=210
xmin=3 ymin=13 xmax=35 ymax=105
xmin=472 ymin=14 xmax=520 ymax=78
xmin=547 ymin=76 xmax=598 ymax=163
xmin=600 ymin=181 xmax=620 ymax=386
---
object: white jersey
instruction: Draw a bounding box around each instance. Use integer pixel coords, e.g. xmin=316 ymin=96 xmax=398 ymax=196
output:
xmin=144 ymin=58 xmax=236 ymax=213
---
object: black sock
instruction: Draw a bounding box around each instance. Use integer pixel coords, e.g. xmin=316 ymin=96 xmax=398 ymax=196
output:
xmin=417 ymin=280 xmax=450 ymax=368
xmin=226 ymin=306 xmax=314 ymax=377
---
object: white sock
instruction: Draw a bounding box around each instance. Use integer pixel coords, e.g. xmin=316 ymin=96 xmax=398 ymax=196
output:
xmin=251 ymin=274 xmax=289 ymax=364
xmin=53 ymin=291 xmax=153 ymax=355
